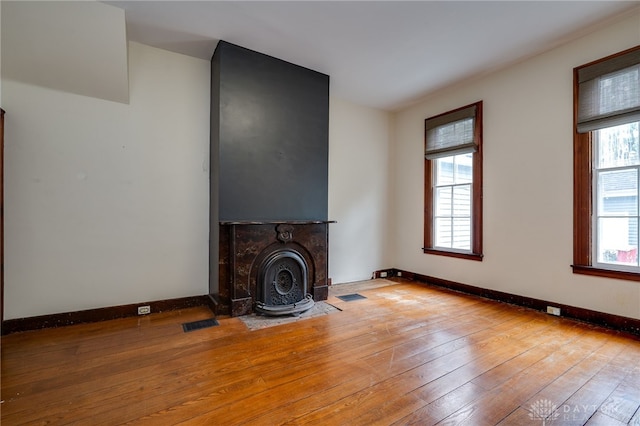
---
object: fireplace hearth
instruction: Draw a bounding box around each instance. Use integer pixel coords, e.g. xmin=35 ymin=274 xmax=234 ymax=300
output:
xmin=218 ymin=221 xmax=332 ymax=316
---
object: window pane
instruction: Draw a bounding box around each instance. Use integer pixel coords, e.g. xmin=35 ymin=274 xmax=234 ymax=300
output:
xmin=435 ymin=218 xmax=452 ymax=248
xmin=453 ymin=185 xmax=471 ymax=217
xmin=436 ymin=154 xmax=473 ymax=185
xmin=455 ymin=153 xmax=473 ymax=184
xmin=452 ymin=218 xmax=471 ymax=250
xmin=436 ymin=156 xmax=454 ymax=185
xmin=597 ymin=169 xmax=638 ymax=216
xmin=434 ymin=154 xmax=473 ymax=251
xmin=596 ymin=122 xmax=640 ymax=168
xmin=435 ymin=187 xmax=452 ymax=216
xmin=597 ymin=217 xmax=638 ymax=266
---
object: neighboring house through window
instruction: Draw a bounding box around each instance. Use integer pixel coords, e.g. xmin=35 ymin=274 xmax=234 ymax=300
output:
xmin=573 ymin=45 xmax=640 ymax=281
xmin=424 ymin=101 xmax=483 ymax=261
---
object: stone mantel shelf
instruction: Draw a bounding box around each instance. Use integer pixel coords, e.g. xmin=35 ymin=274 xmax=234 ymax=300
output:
xmin=219 ymin=220 xmax=336 ymax=226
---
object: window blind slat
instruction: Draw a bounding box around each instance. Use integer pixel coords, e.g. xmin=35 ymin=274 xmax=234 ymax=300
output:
xmin=425 ymin=105 xmax=477 ymax=158
xmin=577 ymin=108 xmax=640 ymax=133
xmin=425 ymin=143 xmax=476 ymax=160
xmin=577 ymin=56 xmax=640 ymax=133
xmin=425 ymin=106 xmax=476 ymax=131
xmin=578 ymin=49 xmax=640 ymax=83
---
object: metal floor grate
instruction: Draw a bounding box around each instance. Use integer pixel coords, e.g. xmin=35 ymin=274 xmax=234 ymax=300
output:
xmin=182 ymin=318 xmax=219 ymax=332
xmin=336 ymin=293 xmax=367 ymax=302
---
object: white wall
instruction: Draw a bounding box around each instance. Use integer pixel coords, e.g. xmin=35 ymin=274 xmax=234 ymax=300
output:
xmin=2 ymin=1 xmax=129 ymax=104
xmin=392 ymin=10 xmax=640 ymax=320
xmin=329 ymin=97 xmax=392 ymax=283
xmin=3 ymin=42 xmax=211 ymax=319
xmin=0 ymin=0 xmax=3 ymax=104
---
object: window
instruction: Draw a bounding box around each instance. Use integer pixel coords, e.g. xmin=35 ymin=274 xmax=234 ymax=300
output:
xmin=573 ymin=45 xmax=640 ymax=281
xmin=424 ymin=101 xmax=483 ymax=260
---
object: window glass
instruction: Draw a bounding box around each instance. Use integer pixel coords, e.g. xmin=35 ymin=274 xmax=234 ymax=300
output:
xmin=433 ymin=153 xmax=473 ymax=251
xmin=594 ymin=122 xmax=640 ymax=269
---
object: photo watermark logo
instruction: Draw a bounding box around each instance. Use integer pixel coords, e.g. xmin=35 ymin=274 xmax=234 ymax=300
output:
xmin=528 ymin=399 xmax=560 ymax=425
xmin=528 ymin=399 xmax=601 ymax=424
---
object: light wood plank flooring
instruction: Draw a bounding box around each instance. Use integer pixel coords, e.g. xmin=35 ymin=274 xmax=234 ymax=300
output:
xmin=2 ymin=278 xmax=640 ymax=425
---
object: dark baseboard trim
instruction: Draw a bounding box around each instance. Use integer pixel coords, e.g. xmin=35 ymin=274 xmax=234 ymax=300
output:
xmin=1 ymin=295 xmax=213 ymax=335
xmin=387 ymin=269 xmax=640 ymax=337
xmin=373 ymin=268 xmax=397 ymax=279
xmin=207 ymin=293 xmax=220 ymax=317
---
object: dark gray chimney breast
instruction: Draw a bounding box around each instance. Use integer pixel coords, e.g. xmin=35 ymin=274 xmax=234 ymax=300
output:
xmin=210 ymin=41 xmax=329 ymax=223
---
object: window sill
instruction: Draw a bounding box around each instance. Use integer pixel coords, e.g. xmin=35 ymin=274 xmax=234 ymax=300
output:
xmin=422 ymin=248 xmax=483 ymax=261
xmin=572 ymin=264 xmax=640 ymax=282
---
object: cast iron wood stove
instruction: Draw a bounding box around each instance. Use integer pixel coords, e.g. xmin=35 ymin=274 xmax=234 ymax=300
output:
xmin=255 ymin=237 xmax=314 ymax=315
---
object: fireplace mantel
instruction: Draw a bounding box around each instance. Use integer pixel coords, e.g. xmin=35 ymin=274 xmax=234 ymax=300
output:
xmin=220 ymin=220 xmax=336 ymax=226
xmin=218 ymin=221 xmax=333 ymax=316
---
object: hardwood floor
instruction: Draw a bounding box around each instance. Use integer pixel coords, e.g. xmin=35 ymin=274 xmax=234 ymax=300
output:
xmin=2 ymin=278 xmax=640 ymax=425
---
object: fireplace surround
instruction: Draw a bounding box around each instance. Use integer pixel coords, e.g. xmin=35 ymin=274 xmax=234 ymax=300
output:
xmin=218 ymin=221 xmax=332 ymax=316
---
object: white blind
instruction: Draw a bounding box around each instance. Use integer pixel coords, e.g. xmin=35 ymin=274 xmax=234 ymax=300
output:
xmin=577 ymin=47 xmax=640 ymax=133
xmin=425 ymin=105 xmax=477 ymax=159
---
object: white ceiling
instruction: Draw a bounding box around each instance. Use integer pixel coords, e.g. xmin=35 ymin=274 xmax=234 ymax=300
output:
xmin=104 ymin=1 xmax=639 ymax=111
